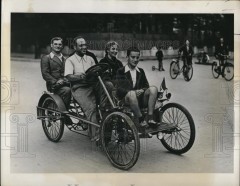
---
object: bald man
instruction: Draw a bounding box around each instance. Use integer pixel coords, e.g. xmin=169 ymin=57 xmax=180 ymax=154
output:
xmin=65 ymin=36 xmax=98 ymax=141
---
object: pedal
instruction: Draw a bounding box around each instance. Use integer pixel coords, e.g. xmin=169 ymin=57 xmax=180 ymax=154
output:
xmin=157 ymin=132 xmax=164 ymax=140
xmin=138 ymin=132 xmax=152 ymax=138
xmin=147 ymin=133 xmax=153 ymax=138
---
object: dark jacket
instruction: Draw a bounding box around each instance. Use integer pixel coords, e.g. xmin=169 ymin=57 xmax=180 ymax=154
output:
xmin=156 ymin=50 xmax=163 ymax=60
xmin=40 ymin=54 xmax=66 ymax=91
xmin=178 ymin=44 xmax=194 ymax=57
xmin=86 ymin=50 xmax=98 ymax=64
xmin=116 ymin=66 xmax=149 ymax=100
xmin=99 ymin=55 xmax=123 ymax=80
xmin=214 ymin=43 xmax=229 ymax=57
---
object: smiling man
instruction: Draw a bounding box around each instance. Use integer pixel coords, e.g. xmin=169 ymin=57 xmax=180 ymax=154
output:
xmin=116 ymin=47 xmax=160 ymax=128
xmin=41 ymin=37 xmax=71 ymax=108
xmin=64 ymin=36 xmax=98 ymax=141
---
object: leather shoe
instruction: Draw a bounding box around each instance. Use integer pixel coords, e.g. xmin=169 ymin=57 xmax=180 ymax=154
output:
xmin=139 ymin=120 xmax=149 ymax=128
xmin=148 ymin=120 xmax=160 ymax=128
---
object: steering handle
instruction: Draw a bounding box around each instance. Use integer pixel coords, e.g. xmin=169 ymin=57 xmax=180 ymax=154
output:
xmin=85 ymin=63 xmax=109 ymax=75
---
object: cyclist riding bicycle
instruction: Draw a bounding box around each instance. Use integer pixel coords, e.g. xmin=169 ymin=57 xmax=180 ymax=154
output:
xmin=214 ymin=37 xmax=229 ymax=73
xmin=178 ymin=39 xmax=194 ymax=69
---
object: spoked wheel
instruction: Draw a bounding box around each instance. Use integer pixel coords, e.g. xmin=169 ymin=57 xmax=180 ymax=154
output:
xmin=158 ymin=103 xmax=195 ymax=154
xmin=41 ymin=97 xmax=64 ymax=142
xmin=212 ymin=62 xmax=220 ymax=79
xmin=183 ymin=65 xmax=193 ymax=82
xmin=170 ymin=61 xmax=179 ymax=79
xmin=101 ymin=112 xmax=140 ymax=170
xmin=223 ymin=63 xmax=234 ymax=81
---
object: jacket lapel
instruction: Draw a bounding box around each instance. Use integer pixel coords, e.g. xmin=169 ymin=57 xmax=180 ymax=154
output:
xmin=125 ymin=71 xmax=133 ymax=88
xmin=50 ymin=55 xmax=63 ymax=67
xmin=135 ymin=70 xmax=142 ymax=89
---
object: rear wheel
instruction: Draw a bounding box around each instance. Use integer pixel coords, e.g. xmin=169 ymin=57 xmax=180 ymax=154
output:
xmin=170 ymin=61 xmax=179 ymax=79
xmin=101 ymin=112 xmax=140 ymax=170
xmin=159 ymin=103 xmax=195 ymax=154
xmin=212 ymin=62 xmax=220 ymax=79
xmin=223 ymin=63 xmax=234 ymax=81
xmin=41 ymin=97 xmax=64 ymax=142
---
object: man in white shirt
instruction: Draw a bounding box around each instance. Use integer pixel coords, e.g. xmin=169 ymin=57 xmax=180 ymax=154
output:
xmin=116 ymin=47 xmax=160 ymax=128
xmin=65 ymin=36 xmax=98 ymax=141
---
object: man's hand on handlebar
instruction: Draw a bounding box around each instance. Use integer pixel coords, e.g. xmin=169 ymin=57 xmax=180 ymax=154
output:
xmin=75 ymin=72 xmax=86 ymax=80
xmin=217 ymin=53 xmax=229 ymax=59
xmin=56 ymin=79 xmax=65 ymax=85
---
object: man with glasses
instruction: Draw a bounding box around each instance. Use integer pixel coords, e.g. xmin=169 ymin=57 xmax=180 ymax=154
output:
xmin=41 ymin=37 xmax=71 ymax=108
xmin=64 ymin=36 xmax=98 ymax=141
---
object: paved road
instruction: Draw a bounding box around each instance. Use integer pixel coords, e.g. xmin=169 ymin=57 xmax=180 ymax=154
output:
xmin=9 ymin=58 xmax=234 ymax=173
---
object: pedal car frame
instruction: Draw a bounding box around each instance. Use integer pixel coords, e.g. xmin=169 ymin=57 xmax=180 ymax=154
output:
xmin=37 ymin=63 xmax=196 ymax=170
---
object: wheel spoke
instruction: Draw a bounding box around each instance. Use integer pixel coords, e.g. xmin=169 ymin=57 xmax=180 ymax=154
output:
xmin=179 ymin=128 xmax=191 ymax=136
xmin=162 ymin=113 xmax=172 ymax=124
xmin=166 ymin=109 xmax=174 ymax=123
xmin=177 ymin=132 xmax=186 ymax=147
xmin=178 ymin=131 xmax=190 ymax=142
xmin=175 ymin=133 xmax=183 ymax=149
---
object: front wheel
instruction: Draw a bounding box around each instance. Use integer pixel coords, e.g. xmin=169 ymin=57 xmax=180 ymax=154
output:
xmin=41 ymin=97 xmax=64 ymax=142
xmin=183 ymin=65 xmax=193 ymax=81
xmin=223 ymin=63 xmax=234 ymax=81
xmin=212 ymin=62 xmax=220 ymax=79
xmin=101 ymin=112 xmax=140 ymax=170
xmin=170 ymin=61 xmax=179 ymax=79
xmin=159 ymin=103 xmax=195 ymax=154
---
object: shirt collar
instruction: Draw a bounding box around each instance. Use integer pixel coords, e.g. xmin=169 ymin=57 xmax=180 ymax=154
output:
xmin=50 ymin=52 xmax=63 ymax=60
xmin=125 ymin=65 xmax=140 ymax=73
xmin=74 ymin=53 xmax=87 ymax=62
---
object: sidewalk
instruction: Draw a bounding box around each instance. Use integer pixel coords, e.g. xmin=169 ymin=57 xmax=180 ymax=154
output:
xmin=11 ymin=53 xmax=40 ymax=62
xmin=11 ymin=52 xmax=177 ymax=62
xmin=11 ymin=52 xmax=234 ymax=64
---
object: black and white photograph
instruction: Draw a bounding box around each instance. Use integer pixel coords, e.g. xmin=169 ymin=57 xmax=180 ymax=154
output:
xmin=1 ymin=1 xmax=240 ymax=186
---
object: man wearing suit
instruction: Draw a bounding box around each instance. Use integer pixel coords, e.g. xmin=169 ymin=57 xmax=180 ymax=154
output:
xmin=156 ymin=47 xmax=164 ymax=71
xmin=214 ymin=37 xmax=229 ymax=65
xmin=116 ymin=47 xmax=160 ymax=128
xmin=178 ymin=39 xmax=194 ymax=67
xmin=41 ymin=37 xmax=71 ymax=108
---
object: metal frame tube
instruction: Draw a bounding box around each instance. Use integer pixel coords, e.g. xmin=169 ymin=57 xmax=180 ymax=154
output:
xmin=97 ymin=76 xmax=116 ymax=108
